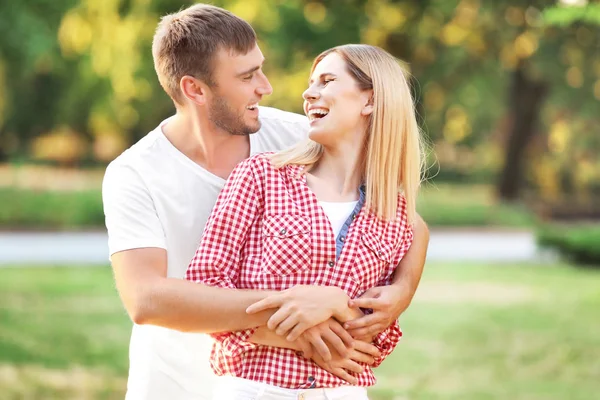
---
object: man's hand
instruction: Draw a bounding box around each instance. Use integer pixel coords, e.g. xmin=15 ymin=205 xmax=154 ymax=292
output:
xmin=246 ymin=285 xmax=350 ymax=341
xmin=310 ymin=340 xmax=381 ymax=385
xmin=344 ymin=284 xmax=410 ymax=339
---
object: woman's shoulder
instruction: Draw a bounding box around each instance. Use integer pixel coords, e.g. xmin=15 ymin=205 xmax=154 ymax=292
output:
xmin=390 ymin=192 xmax=410 ymax=227
xmin=237 ymin=153 xmax=299 ymax=178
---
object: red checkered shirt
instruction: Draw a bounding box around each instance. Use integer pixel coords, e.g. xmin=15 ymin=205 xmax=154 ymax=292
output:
xmin=186 ymin=153 xmax=413 ymax=389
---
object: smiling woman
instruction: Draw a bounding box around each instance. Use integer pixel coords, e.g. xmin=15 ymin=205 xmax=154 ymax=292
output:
xmin=185 ymin=44 xmax=426 ymax=399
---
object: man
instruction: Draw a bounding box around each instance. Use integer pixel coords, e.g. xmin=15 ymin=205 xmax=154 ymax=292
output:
xmin=102 ymin=4 xmax=429 ymax=400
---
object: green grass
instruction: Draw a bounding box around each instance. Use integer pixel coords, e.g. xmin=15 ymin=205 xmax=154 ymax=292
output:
xmin=371 ymin=263 xmax=600 ymax=400
xmin=0 ymin=266 xmax=130 ymax=399
xmin=0 ymin=183 xmax=536 ymax=229
xmin=1 ymin=263 xmax=599 ymax=399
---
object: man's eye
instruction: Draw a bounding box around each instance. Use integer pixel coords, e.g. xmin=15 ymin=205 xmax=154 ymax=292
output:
xmin=243 ymin=75 xmax=254 ymax=81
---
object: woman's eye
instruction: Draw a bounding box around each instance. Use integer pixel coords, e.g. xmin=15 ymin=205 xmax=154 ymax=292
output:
xmin=323 ymin=79 xmax=333 ymax=86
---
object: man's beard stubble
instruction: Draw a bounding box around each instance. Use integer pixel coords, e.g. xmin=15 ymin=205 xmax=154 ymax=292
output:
xmin=208 ymin=96 xmax=261 ymax=136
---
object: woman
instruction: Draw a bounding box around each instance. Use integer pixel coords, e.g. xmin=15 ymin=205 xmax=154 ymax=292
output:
xmin=186 ymin=44 xmax=423 ymax=399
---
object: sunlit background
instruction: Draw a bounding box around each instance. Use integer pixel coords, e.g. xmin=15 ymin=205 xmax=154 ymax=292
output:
xmin=0 ymin=1 xmax=599 ymax=399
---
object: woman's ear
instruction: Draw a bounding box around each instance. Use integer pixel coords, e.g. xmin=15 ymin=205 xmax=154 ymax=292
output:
xmin=180 ymin=75 xmax=208 ymax=106
xmin=361 ymin=92 xmax=374 ymax=116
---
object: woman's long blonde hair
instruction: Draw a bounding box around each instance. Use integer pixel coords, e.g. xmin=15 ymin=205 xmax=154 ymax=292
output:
xmin=271 ymin=44 xmax=424 ymax=223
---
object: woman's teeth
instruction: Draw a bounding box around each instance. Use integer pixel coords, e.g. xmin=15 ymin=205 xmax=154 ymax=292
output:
xmin=308 ymin=108 xmax=329 ymax=121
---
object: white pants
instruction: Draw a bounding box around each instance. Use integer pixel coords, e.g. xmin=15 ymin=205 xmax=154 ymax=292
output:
xmin=212 ymin=376 xmax=369 ymax=400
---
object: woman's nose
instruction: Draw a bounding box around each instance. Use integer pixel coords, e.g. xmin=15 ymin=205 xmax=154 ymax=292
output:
xmin=302 ymin=85 xmax=320 ymax=101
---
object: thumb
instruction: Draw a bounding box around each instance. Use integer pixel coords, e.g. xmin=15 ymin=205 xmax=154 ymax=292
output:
xmin=348 ymin=287 xmax=381 ymax=307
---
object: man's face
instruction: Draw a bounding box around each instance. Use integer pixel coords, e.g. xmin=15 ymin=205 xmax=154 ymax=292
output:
xmin=207 ymin=44 xmax=273 ymax=136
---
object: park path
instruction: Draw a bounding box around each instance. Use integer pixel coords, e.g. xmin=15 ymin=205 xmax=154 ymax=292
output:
xmin=0 ymin=229 xmax=555 ymax=266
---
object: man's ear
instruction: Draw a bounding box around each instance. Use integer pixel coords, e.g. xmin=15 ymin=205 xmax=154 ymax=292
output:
xmin=180 ymin=75 xmax=208 ymax=106
xmin=361 ymin=91 xmax=374 ymax=116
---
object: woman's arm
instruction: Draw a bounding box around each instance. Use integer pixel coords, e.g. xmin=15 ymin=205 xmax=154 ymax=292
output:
xmin=249 ymin=318 xmax=381 ymax=385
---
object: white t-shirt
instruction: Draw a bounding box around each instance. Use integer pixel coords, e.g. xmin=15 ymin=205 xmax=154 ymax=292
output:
xmin=102 ymin=106 xmax=308 ymax=400
xmin=318 ymin=201 xmax=358 ymax=238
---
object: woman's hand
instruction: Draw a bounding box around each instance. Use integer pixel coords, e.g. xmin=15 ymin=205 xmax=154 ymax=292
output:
xmin=246 ymin=285 xmax=350 ymax=341
xmin=309 ymin=339 xmax=381 ymax=385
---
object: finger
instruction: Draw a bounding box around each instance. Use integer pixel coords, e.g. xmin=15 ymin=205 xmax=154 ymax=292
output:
xmin=331 ymin=368 xmax=358 ymax=385
xmin=340 ymin=358 xmax=364 ymax=375
xmin=329 ymin=321 xmax=355 ymax=348
xmin=348 ymin=323 xmax=385 ymax=339
xmin=246 ymin=296 xmax=283 ymax=314
xmin=344 ymin=313 xmax=382 ymax=330
xmin=348 ymin=349 xmax=375 ymax=365
xmin=296 ymin=338 xmax=313 ymax=359
xmin=353 ymin=340 xmax=381 ymax=358
xmin=266 ymin=306 xmax=292 ymax=331
xmin=275 ymin=315 xmax=298 ymax=337
xmin=347 ymin=297 xmax=381 ymax=310
xmin=307 ymin=334 xmax=332 ymax=362
xmin=322 ymin=329 xmax=349 ymax=357
xmin=286 ymin=320 xmax=313 ymax=342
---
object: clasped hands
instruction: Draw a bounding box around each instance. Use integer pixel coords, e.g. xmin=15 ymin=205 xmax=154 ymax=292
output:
xmin=246 ymin=284 xmax=410 ymax=383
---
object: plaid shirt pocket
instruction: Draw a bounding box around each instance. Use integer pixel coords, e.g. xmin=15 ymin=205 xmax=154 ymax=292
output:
xmin=261 ymin=214 xmax=312 ymax=275
xmin=353 ymin=231 xmax=395 ymax=292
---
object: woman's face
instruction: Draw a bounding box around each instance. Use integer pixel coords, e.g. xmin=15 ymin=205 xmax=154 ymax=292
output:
xmin=302 ymin=53 xmax=372 ymax=148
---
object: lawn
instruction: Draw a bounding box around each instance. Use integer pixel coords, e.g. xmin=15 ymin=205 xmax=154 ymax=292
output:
xmin=1 ymin=263 xmax=598 ymax=400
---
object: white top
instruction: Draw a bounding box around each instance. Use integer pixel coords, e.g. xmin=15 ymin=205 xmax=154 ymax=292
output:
xmin=318 ymin=200 xmax=358 ymax=238
xmin=102 ymin=106 xmax=308 ymax=400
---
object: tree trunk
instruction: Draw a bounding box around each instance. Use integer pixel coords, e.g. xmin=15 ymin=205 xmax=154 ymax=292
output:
xmin=497 ymin=62 xmax=548 ymax=201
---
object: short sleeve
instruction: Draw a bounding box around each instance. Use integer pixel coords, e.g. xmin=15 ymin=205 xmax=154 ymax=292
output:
xmin=371 ymin=320 xmax=402 ymax=367
xmin=392 ymin=223 xmax=413 ymax=269
xmin=102 ymin=161 xmax=166 ymax=257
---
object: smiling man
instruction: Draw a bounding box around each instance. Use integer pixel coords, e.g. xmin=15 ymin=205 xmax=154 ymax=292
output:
xmin=102 ymin=4 xmax=429 ymax=400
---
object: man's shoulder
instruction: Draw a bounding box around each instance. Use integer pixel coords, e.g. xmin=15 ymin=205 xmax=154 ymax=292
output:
xmin=103 ymin=121 xmax=170 ymax=187
xmin=259 ymin=107 xmax=309 ymax=133
xmin=106 ymin=122 xmax=167 ymax=172
xmin=258 ymin=106 xmax=308 ymax=126
xmin=254 ymin=107 xmax=308 ymax=153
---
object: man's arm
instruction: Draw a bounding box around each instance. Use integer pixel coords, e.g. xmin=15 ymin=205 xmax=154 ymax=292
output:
xmin=391 ymin=212 xmax=429 ymax=294
xmin=112 ymin=247 xmax=275 ymax=332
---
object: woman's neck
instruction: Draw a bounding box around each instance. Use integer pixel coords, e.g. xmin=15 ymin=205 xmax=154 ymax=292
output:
xmin=306 ymin=146 xmax=363 ymax=202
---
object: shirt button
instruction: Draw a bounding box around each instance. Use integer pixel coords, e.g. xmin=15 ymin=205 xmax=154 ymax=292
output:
xmin=328 ymin=261 xmax=334 ymax=267
xmin=339 ymin=236 xmax=345 ymax=242
xmin=280 ymin=228 xmax=287 ymax=235
xmin=378 ymin=251 xmax=383 ymax=257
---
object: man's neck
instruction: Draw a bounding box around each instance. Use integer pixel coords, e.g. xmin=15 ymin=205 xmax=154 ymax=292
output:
xmin=162 ymin=112 xmax=251 ymax=180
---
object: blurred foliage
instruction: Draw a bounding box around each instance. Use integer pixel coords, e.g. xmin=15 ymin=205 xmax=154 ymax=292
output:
xmin=417 ymin=183 xmax=536 ymax=227
xmin=0 ymin=0 xmax=599 ymax=209
xmin=0 ymin=183 xmax=536 ymax=228
xmin=0 ymin=188 xmax=104 ymax=229
xmin=537 ymin=223 xmax=600 ymax=266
